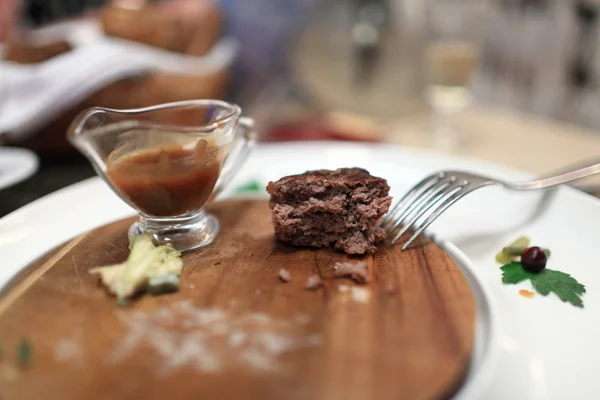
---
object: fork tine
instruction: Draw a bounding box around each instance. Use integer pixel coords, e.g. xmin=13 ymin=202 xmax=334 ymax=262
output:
xmin=390 ymin=183 xmax=464 ymax=244
xmin=382 ymin=173 xmax=442 ymax=226
xmin=385 ymin=176 xmax=455 ymax=235
xmin=382 ymin=172 xmax=445 ymax=226
xmin=401 ymin=186 xmax=475 ymax=251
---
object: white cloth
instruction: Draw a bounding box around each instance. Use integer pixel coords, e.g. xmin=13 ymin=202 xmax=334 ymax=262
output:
xmin=0 ymin=20 xmax=239 ymax=142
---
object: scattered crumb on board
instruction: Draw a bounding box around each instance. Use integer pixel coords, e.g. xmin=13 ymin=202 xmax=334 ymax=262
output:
xmin=278 ymin=268 xmax=292 ymax=283
xmin=107 ymin=301 xmax=322 ymax=375
xmin=519 ymin=289 xmax=535 ymax=299
xmin=305 ymin=274 xmax=323 ymax=290
xmin=333 ymin=260 xmax=369 ymax=284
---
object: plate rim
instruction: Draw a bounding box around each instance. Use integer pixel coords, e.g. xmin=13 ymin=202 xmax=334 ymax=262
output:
xmin=1 ymin=140 xmax=599 ymax=399
xmin=0 ymin=146 xmax=39 ymax=190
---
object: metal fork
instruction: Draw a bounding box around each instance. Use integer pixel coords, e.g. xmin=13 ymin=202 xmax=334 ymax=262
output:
xmin=382 ymin=161 xmax=600 ymax=251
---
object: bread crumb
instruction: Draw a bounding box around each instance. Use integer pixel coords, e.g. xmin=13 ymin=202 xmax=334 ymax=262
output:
xmin=351 ymin=287 xmax=371 ymax=303
xmin=278 ymin=268 xmax=292 ymax=283
xmin=305 ymin=274 xmax=323 ymax=290
xmin=519 ymin=289 xmax=535 ymax=299
xmin=333 ymin=260 xmax=369 ymax=284
xmin=188 ymin=284 xmax=196 ymax=290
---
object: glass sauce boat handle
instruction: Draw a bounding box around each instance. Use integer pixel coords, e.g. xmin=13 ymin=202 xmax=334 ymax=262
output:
xmin=212 ymin=116 xmax=256 ymax=198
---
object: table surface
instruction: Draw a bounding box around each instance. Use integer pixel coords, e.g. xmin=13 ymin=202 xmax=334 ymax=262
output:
xmin=385 ymin=106 xmax=600 ymax=175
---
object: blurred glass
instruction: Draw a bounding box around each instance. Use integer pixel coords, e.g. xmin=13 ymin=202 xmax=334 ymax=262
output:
xmin=290 ymin=0 xmax=424 ymax=121
xmin=219 ymin=0 xmax=313 ymax=107
xmin=423 ymin=0 xmax=487 ymax=148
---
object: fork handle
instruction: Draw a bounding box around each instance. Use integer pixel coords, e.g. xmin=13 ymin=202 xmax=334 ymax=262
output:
xmin=512 ymin=159 xmax=600 ymax=190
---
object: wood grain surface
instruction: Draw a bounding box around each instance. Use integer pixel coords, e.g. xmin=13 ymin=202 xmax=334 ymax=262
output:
xmin=0 ymin=200 xmax=476 ymax=400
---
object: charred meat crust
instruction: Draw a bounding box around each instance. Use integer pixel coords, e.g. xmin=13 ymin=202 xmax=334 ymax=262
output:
xmin=267 ymin=168 xmax=392 ymax=255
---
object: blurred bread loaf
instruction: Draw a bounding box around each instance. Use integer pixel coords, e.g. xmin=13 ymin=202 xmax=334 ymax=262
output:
xmin=6 ymin=1 xmax=229 ymax=156
xmin=19 ymin=69 xmax=230 ymax=155
xmin=4 ymin=39 xmax=72 ymax=63
xmin=100 ymin=1 xmax=222 ymax=56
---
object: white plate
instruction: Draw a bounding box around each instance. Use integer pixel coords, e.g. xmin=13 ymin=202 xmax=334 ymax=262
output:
xmin=0 ymin=147 xmax=38 ymax=190
xmin=1 ymin=141 xmax=598 ymax=399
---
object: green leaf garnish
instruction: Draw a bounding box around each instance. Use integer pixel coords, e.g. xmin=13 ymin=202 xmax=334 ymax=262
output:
xmin=17 ymin=338 xmax=32 ymax=367
xmin=501 ymin=262 xmax=586 ymax=308
xmin=234 ymin=180 xmax=263 ymax=193
xmin=530 ymin=269 xmax=585 ymax=308
xmin=500 ymin=262 xmax=536 ymax=284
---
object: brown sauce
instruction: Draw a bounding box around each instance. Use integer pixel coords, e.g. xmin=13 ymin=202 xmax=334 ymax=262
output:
xmin=107 ymin=141 xmax=220 ymax=217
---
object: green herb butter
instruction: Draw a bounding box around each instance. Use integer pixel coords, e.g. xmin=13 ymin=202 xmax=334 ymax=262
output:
xmin=90 ymin=234 xmax=183 ymax=302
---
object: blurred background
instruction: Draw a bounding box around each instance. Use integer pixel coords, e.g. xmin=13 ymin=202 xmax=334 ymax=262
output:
xmin=2 ymin=0 xmax=600 ymax=216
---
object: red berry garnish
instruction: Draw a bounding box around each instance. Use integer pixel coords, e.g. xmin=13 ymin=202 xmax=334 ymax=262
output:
xmin=521 ymin=246 xmax=547 ymax=273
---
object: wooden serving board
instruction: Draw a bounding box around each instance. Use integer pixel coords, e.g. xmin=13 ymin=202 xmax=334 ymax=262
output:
xmin=0 ymin=200 xmax=475 ymax=400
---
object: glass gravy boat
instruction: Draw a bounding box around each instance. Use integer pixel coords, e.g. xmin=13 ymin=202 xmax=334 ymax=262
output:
xmin=67 ymin=99 xmax=255 ymax=252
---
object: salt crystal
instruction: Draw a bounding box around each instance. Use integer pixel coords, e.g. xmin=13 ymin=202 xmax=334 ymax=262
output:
xmin=247 ymin=312 xmax=270 ymax=324
xmin=386 ymin=283 xmax=398 ymax=296
xmin=228 ymin=331 xmax=247 ymax=348
xmin=242 ymin=348 xmax=277 ymax=371
xmin=194 ymin=309 xmax=226 ymax=325
xmin=295 ymin=314 xmax=311 ymax=325
xmin=300 ymin=334 xmax=323 ymax=347
xmin=351 ymin=287 xmax=371 ymax=303
xmin=208 ymin=323 xmax=229 ymax=335
xmin=54 ymin=338 xmax=84 ymax=366
xmin=258 ymin=333 xmax=294 ymax=355
xmin=0 ymin=363 xmax=20 ymax=381
xmin=108 ymin=302 xmax=322 ymax=375
xmin=305 ymin=274 xmax=323 ymax=290
xmin=155 ymin=307 xmax=175 ymax=323
xmin=171 ymin=300 xmax=193 ymax=312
